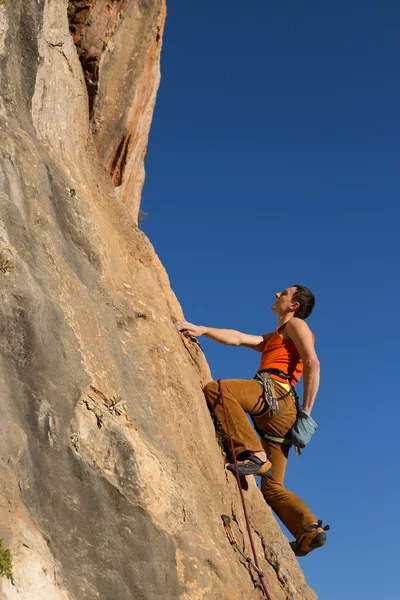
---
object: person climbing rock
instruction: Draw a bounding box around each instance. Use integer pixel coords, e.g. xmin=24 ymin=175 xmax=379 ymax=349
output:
xmin=176 ymin=285 xmax=329 ymax=557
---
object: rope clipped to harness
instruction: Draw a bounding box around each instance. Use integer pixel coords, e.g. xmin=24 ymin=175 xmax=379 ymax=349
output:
xmin=217 ymin=379 xmax=273 ymax=600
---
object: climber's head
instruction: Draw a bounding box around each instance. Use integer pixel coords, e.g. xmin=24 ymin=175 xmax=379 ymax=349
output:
xmin=271 ymin=285 xmax=315 ymax=320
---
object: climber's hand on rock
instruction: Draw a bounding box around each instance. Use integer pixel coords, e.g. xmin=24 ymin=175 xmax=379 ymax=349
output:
xmin=176 ymin=320 xmax=205 ymax=338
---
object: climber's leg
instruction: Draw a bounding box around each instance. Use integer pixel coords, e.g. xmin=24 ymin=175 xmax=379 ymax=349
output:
xmin=256 ymin=394 xmax=320 ymax=542
xmin=261 ymin=438 xmax=318 ymax=538
xmin=203 ymin=379 xmax=265 ymax=457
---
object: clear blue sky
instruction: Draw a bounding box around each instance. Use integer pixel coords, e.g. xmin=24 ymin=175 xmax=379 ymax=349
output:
xmin=142 ymin=2 xmax=400 ymax=598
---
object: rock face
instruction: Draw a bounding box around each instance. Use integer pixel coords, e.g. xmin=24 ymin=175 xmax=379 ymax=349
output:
xmin=68 ymin=0 xmax=166 ymax=218
xmin=0 ymin=2 xmax=317 ymax=599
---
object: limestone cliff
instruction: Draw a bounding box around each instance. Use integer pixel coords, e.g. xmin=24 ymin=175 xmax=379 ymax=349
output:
xmin=0 ymin=2 xmax=317 ymax=599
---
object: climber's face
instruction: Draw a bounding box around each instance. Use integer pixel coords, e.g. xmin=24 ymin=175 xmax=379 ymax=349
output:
xmin=271 ymin=287 xmax=299 ymax=315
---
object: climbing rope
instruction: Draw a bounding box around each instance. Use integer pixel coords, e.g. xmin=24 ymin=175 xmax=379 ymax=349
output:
xmin=217 ymin=379 xmax=273 ymax=600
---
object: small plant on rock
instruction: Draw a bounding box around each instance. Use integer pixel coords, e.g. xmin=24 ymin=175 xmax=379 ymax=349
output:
xmin=0 ymin=539 xmax=13 ymax=580
xmin=0 ymin=256 xmax=14 ymax=274
xmin=138 ymin=210 xmax=148 ymax=226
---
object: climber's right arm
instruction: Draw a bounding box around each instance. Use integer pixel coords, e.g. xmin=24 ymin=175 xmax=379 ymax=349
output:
xmin=175 ymin=320 xmax=272 ymax=352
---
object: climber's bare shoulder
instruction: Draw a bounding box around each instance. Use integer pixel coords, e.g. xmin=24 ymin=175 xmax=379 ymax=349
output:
xmin=285 ymin=318 xmax=318 ymax=362
xmin=285 ymin=317 xmax=313 ymax=339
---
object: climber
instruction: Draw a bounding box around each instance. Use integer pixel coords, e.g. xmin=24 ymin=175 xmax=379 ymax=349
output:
xmin=176 ymin=285 xmax=329 ymax=557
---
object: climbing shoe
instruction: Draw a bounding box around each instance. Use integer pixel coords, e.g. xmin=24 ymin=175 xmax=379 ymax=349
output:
xmin=227 ymin=454 xmax=273 ymax=477
xmin=290 ymin=521 xmax=330 ymax=557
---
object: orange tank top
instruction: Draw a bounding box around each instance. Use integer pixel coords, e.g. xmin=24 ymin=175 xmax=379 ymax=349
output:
xmin=258 ymin=323 xmax=315 ymax=388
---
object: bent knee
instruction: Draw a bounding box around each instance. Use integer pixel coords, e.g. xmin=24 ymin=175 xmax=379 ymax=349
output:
xmin=203 ymin=380 xmax=219 ymax=397
xmin=203 ymin=380 xmax=221 ymax=410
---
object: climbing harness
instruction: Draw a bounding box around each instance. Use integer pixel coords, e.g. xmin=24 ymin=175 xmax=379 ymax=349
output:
xmin=253 ymin=368 xmax=295 ymax=415
xmin=252 ymin=369 xmax=304 ymax=454
xmin=217 ymin=379 xmax=273 ymax=600
xmin=222 ymin=515 xmax=265 ymax=577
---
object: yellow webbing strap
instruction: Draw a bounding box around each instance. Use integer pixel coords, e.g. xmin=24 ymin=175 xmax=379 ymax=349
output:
xmin=271 ymin=379 xmax=291 ymax=392
xmin=263 ymin=433 xmax=293 ymax=445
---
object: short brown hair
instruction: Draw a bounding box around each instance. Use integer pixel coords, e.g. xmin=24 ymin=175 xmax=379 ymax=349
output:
xmin=291 ymin=285 xmax=315 ymax=320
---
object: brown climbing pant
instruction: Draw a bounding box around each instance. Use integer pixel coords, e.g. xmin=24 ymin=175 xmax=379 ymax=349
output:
xmin=203 ymin=378 xmax=317 ymax=539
